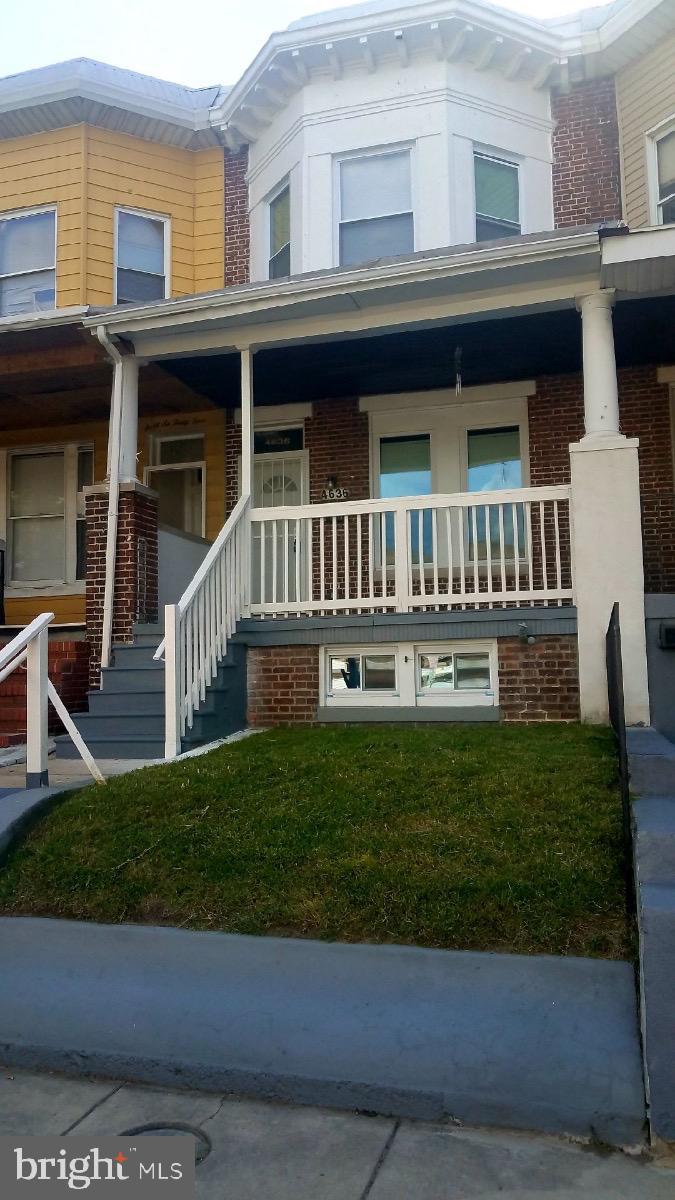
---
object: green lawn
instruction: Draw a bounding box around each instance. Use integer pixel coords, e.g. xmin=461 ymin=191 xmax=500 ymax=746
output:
xmin=0 ymin=725 xmax=629 ymax=959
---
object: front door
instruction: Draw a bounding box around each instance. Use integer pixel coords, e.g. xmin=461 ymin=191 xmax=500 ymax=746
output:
xmin=252 ymin=445 xmax=308 ymax=608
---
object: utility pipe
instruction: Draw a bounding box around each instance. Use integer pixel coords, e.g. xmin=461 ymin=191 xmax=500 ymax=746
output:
xmin=96 ymin=325 xmax=124 ymax=671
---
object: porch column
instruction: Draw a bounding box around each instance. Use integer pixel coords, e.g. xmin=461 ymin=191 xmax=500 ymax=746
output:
xmin=240 ymin=346 xmax=254 ymax=497
xmin=118 ymin=355 xmax=140 ymax=482
xmin=569 ymin=289 xmax=649 ymax=725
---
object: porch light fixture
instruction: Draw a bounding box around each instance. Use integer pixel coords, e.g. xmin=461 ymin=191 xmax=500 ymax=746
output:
xmin=519 ymin=622 xmax=536 ymax=646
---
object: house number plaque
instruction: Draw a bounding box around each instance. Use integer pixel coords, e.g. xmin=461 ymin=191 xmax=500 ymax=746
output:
xmin=321 ymin=486 xmax=350 ymax=501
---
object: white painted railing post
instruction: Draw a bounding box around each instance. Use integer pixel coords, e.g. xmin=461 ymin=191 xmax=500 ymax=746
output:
xmin=26 ymin=625 xmax=49 ymax=788
xmin=164 ymin=603 xmax=182 ymax=760
xmin=394 ymin=507 xmax=409 ymax=612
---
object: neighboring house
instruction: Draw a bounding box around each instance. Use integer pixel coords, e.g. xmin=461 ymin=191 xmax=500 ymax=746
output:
xmin=0 ymin=0 xmax=674 ymax=758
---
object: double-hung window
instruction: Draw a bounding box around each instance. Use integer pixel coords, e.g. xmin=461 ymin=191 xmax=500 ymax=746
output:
xmin=653 ymin=126 xmax=675 ymax=225
xmin=339 ymin=149 xmax=414 ymax=267
xmin=269 ymin=183 xmax=291 ymax=279
xmin=0 ymin=207 xmax=56 ymax=317
xmin=115 ymin=208 xmax=169 ymax=304
xmin=474 ymin=152 xmax=521 ymax=242
xmin=7 ymin=445 xmax=93 ymax=588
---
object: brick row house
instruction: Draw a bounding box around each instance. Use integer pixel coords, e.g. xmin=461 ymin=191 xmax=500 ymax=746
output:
xmin=0 ymin=0 xmax=674 ymax=759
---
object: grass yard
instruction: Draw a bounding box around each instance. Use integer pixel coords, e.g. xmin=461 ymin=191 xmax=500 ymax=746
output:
xmin=0 ymin=725 xmax=629 ymax=959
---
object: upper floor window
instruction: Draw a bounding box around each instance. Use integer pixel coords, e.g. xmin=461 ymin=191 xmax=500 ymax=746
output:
xmin=655 ymin=127 xmax=675 ymax=225
xmin=115 ymin=208 xmax=169 ymax=304
xmin=269 ymin=183 xmax=291 ymax=279
xmin=0 ymin=207 xmax=56 ymax=317
xmin=338 ymin=149 xmax=414 ymax=267
xmin=474 ymin=153 xmax=521 ymax=243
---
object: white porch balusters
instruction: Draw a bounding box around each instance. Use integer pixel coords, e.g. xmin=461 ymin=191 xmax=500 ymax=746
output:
xmin=570 ymin=289 xmax=650 ymax=726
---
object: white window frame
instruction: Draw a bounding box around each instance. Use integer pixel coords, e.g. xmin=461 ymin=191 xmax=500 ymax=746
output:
xmin=3 ymin=441 xmax=93 ymax=595
xmin=0 ymin=204 xmax=57 ymax=314
xmin=646 ymin=114 xmax=675 ymax=226
xmin=113 ymin=205 xmax=171 ymax=304
xmin=334 ymin=143 xmax=415 ymax=268
xmin=144 ymin=431 xmax=206 ymax=538
xmin=322 ymin=640 xmax=498 ymax=709
xmin=267 ymin=177 xmax=291 ymax=280
xmin=473 ymin=149 xmax=522 ymax=242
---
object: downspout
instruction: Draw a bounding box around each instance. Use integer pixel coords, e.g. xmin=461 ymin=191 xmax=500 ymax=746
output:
xmin=96 ymin=325 xmax=123 ymax=671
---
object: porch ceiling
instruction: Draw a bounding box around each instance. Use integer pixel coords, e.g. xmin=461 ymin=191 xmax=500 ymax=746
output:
xmin=159 ymin=295 xmax=675 ymax=407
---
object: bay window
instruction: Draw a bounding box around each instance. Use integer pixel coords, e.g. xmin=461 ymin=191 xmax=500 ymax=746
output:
xmin=339 ymin=148 xmax=414 ymax=267
xmin=115 ymin=208 xmax=169 ymax=304
xmin=7 ymin=444 xmax=93 ymax=588
xmin=0 ymin=207 xmax=56 ymax=317
xmin=474 ymin=152 xmax=521 ymax=242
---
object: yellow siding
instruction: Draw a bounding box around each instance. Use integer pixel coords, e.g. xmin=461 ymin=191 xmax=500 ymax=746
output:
xmin=1 ymin=419 xmax=109 ymax=627
xmin=616 ymin=32 xmax=675 ymax=228
xmin=0 ymin=126 xmax=84 ymax=307
xmin=139 ymin=409 xmax=226 ymax=540
xmin=0 ymin=124 xmax=225 ymax=308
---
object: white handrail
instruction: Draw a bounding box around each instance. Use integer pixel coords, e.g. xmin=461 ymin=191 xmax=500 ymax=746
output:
xmin=249 ymin=485 xmax=571 ymax=523
xmin=163 ymin=494 xmax=251 ymax=758
xmin=0 ymin=612 xmax=105 ymax=787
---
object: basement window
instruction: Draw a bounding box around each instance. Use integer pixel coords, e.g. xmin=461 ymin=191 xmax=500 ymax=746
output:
xmin=324 ymin=642 xmax=497 ymax=708
xmin=115 ymin=207 xmax=170 ymax=304
xmin=0 ymin=207 xmax=56 ymax=317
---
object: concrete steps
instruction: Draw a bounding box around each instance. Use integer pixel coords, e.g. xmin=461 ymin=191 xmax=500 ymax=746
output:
xmin=55 ymin=629 xmax=247 ymax=761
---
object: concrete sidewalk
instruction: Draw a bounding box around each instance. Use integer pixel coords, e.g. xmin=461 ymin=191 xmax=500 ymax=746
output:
xmin=0 ymin=1069 xmax=672 ymax=1199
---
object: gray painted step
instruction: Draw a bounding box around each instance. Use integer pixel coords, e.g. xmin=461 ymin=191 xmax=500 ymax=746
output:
xmin=111 ymin=644 xmax=163 ymax=668
xmin=55 ymin=736 xmax=165 ymax=760
xmin=100 ymin=666 xmax=165 ymax=693
xmin=87 ymin=685 xmax=231 ymax=717
xmin=639 ymin=882 xmax=675 ymax=1142
xmin=633 ymin=798 xmax=675 ymax=885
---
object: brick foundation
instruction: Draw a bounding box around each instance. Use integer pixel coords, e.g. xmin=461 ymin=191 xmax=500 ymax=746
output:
xmin=85 ymin=481 xmax=158 ymax=686
xmin=497 ymin=635 xmax=580 ymax=722
xmin=223 ymin=148 xmax=250 ymax=287
xmin=551 ymin=78 xmax=622 ymax=228
xmin=246 ymin=635 xmax=580 ymax=727
xmin=0 ymin=639 xmax=90 ymax=743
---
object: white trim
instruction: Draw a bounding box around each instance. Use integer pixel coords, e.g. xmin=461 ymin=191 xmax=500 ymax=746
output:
xmin=645 ymin=114 xmax=675 ymax=226
xmin=234 ymin=402 xmax=313 ymax=426
xmin=113 ymin=205 xmax=171 ymax=304
xmin=334 ymin=141 xmax=415 ymax=269
xmin=359 ymin=382 xmax=536 ymax=413
xmin=322 ymin=640 xmax=498 ymax=709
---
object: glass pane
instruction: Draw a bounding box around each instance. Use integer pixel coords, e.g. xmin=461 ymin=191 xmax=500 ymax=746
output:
xmin=270 ymin=186 xmax=290 ymax=256
xmin=158 ymin=436 xmax=204 ymax=465
xmin=155 ymin=467 xmax=203 ymax=535
xmin=340 ymin=212 xmax=414 ymax=267
xmin=467 ymin=428 xmax=521 ymax=492
xmin=363 ymin=655 xmax=396 ymax=690
xmin=269 ymin=243 xmax=291 ymax=279
xmin=77 ymin=448 xmax=94 ymax=491
xmin=254 ymin=456 xmax=303 ymax=507
xmin=341 ymin=151 xmax=411 ymax=222
xmin=475 ymin=215 xmax=520 ymax=243
xmin=116 ymin=268 xmax=165 ymax=303
xmin=0 ymin=270 xmax=55 ymax=316
xmin=657 ymin=131 xmax=675 ymax=201
xmin=661 ymin=195 xmax=675 ymax=224
xmin=0 ymin=211 xmax=55 ymax=275
xmin=11 ymin=516 xmax=65 ymax=581
xmin=330 ymin=655 xmax=360 ymax=691
xmin=419 ymin=653 xmax=454 ymax=690
xmin=11 ymin=452 xmax=64 ymax=517
xmin=380 ymin=435 xmax=431 ymax=499
xmin=455 ymin=653 xmax=491 ymax=690
xmin=475 ymin=155 xmax=519 ymax=224
xmin=117 ymin=211 xmax=165 ymax=274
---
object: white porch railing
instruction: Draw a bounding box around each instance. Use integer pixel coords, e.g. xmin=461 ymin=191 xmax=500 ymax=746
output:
xmin=0 ymin=613 xmax=104 ymax=787
xmin=159 ymin=494 xmax=250 ymax=758
xmin=248 ymin=486 xmax=573 ymax=617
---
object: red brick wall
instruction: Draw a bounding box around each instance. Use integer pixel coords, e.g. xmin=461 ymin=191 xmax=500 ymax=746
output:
xmin=0 ymin=639 xmax=90 ymax=743
xmin=85 ymin=484 xmax=158 ymax=686
xmin=551 ymin=78 xmax=622 ymax=228
xmin=247 ymin=645 xmax=319 ymax=725
xmin=305 ymin=397 xmax=370 ymax=502
xmin=498 ymin=634 xmax=580 ymax=722
xmin=529 ymin=367 xmax=675 ymax=591
xmin=223 ymin=148 xmax=250 ymax=287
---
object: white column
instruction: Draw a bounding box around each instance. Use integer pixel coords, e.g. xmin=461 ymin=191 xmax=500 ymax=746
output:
xmin=570 ymin=289 xmax=650 ymax=726
xmin=26 ymin=625 xmax=49 ymax=788
xmin=577 ymin=290 xmax=621 ymax=441
xmin=118 ymin=355 xmax=140 ymax=483
xmin=240 ymin=347 xmax=254 ymax=499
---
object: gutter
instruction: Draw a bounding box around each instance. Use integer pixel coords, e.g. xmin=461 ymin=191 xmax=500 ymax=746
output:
xmin=95 ymin=326 xmax=124 ymax=672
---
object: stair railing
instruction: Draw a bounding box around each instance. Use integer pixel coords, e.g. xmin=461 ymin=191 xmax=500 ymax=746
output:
xmin=157 ymin=494 xmax=251 ymax=759
xmin=0 ymin=612 xmax=105 ymax=787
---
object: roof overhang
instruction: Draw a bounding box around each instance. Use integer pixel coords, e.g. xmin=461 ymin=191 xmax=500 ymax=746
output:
xmin=601 ymin=224 xmax=675 ymax=293
xmin=84 ymin=228 xmax=602 ymax=359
